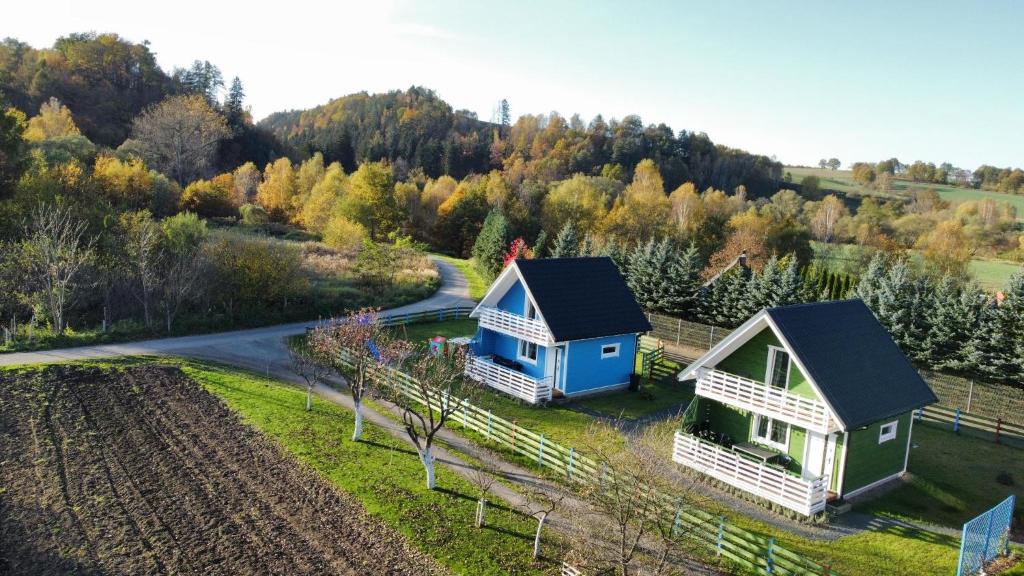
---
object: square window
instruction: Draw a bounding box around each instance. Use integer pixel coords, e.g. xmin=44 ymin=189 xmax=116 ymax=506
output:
xmin=752 ymin=415 xmax=789 ymax=451
xmin=879 ymin=421 xmax=898 ymax=443
xmin=601 ymin=343 xmax=620 ymax=359
xmin=518 ymin=339 xmax=538 ymax=363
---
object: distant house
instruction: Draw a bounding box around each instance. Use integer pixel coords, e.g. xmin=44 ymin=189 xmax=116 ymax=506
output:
xmin=674 ymin=299 xmax=937 ymax=516
xmin=466 ymin=257 xmax=652 ymax=404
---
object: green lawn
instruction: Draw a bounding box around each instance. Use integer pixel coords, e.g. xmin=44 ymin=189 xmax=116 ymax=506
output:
xmin=432 ymin=254 xmax=489 ymax=300
xmin=1 ymin=358 xmax=557 ymax=576
xmin=969 ymin=258 xmax=1022 ymax=291
xmin=786 ymin=166 xmax=1024 ymax=217
xmin=856 ymin=423 xmax=1024 ymax=529
xmin=391 ymin=318 xmax=479 ymax=346
xmin=574 ymin=365 xmax=694 ymax=420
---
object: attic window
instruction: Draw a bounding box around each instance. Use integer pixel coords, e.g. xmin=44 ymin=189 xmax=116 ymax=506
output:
xmin=601 ymin=343 xmax=620 ymax=359
xmin=524 ymin=298 xmax=538 ymax=320
xmin=879 ymin=421 xmax=898 ymax=444
xmin=765 ymin=346 xmax=790 ymax=389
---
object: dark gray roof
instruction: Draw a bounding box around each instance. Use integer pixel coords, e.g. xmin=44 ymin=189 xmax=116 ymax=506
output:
xmin=767 ymin=299 xmax=937 ymax=429
xmin=516 ymin=257 xmax=652 ymax=342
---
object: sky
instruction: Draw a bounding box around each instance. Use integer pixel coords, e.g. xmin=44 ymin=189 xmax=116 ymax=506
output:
xmin=4 ymin=0 xmax=1023 ymax=169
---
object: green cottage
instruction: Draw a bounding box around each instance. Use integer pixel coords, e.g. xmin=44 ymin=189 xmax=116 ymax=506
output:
xmin=674 ymin=299 xmax=937 ymax=516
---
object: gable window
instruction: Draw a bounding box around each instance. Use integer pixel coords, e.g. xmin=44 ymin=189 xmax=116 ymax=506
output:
xmin=752 ymin=415 xmax=790 ymax=451
xmin=878 ymin=421 xmax=898 ymax=444
xmin=524 ymin=297 xmax=538 ymax=320
xmin=518 ymin=339 xmax=538 ymax=364
xmin=601 ymin=343 xmax=620 ymax=359
xmin=765 ymin=346 xmax=791 ymax=389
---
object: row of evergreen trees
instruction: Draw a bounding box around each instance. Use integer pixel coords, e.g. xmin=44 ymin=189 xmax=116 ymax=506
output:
xmin=856 ymin=255 xmax=1024 ymax=384
xmin=472 ymin=216 xmax=1022 ymax=384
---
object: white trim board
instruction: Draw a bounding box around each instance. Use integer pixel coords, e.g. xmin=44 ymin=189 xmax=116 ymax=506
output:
xmin=843 ymin=471 xmax=904 ymax=500
xmin=469 ymin=261 xmax=556 ymax=344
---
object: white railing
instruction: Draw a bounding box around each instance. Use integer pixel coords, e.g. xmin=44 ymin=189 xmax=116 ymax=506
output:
xmin=696 ymin=368 xmax=836 ymax=434
xmin=673 ymin=431 xmax=829 ymax=516
xmin=465 ymin=355 xmax=553 ymax=404
xmin=477 ymin=306 xmax=551 ymax=345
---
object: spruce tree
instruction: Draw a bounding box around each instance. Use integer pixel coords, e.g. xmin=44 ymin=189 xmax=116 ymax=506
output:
xmin=532 ymin=229 xmax=548 ymax=258
xmin=966 ymin=271 xmax=1024 ymax=383
xmin=923 ymin=276 xmax=983 ymax=371
xmin=872 ymin=259 xmax=930 ymax=361
xmin=777 ymin=256 xmax=804 ymax=306
xmin=471 ymin=210 xmax=509 ymax=278
xmin=662 ymin=241 xmax=703 ymax=318
xmin=550 ymin=221 xmax=581 ymax=258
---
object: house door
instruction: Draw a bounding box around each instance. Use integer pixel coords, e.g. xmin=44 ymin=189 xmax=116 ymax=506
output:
xmin=552 ymin=347 xmax=564 ymax=392
xmin=802 ymin=431 xmax=828 ymax=480
xmin=823 ymin=433 xmax=838 ymax=484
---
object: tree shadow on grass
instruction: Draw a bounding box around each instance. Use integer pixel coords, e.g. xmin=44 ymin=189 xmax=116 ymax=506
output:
xmin=357 ymin=439 xmax=419 ymax=457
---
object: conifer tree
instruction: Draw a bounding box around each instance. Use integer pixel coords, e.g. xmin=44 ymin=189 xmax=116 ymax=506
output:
xmin=550 ymin=220 xmax=581 ymax=258
xmin=871 ymin=259 xmax=930 ymax=361
xmin=965 ymin=271 xmax=1024 ymax=383
xmin=923 ymin=276 xmax=982 ymax=371
xmin=533 ymin=229 xmax=548 ymax=258
xmin=471 ymin=210 xmax=509 ymax=278
xmin=661 ymin=241 xmax=703 ymax=317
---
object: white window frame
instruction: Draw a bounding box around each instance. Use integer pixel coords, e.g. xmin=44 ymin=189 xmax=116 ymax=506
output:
xmin=752 ymin=414 xmax=791 ymax=451
xmin=517 ymin=338 xmax=539 ymax=365
xmin=764 ymin=345 xmax=791 ymax=390
xmin=523 ymin=295 xmax=537 ymax=320
xmin=600 ymin=343 xmax=621 ymax=359
xmin=878 ymin=420 xmax=898 ymax=444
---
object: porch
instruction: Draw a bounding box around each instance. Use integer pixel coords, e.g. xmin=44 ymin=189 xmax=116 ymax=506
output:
xmin=672 ymin=430 xmax=829 ymax=516
xmin=465 ymin=354 xmax=553 ymax=404
xmin=693 ymin=367 xmax=837 ymax=435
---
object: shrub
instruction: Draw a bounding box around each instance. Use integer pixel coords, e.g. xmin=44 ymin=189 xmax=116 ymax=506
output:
xmin=322 ymin=214 xmax=368 ymax=252
xmin=239 ymin=203 xmax=269 ymax=226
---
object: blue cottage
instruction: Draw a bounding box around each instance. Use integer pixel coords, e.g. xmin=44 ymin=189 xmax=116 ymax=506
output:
xmin=467 ymin=257 xmax=652 ymax=404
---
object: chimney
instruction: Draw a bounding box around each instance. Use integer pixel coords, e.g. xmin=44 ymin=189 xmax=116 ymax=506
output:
xmin=738 ymin=250 xmax=748 ymax=269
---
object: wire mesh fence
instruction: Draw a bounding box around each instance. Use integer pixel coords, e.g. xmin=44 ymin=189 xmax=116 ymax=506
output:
xmin=956 ymin=495 xmax=1015 ymax=576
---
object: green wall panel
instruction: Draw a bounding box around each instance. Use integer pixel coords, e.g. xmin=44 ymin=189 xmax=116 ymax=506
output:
xmin=841 ymin=411 xmax=911 ymax=494
xmin=715 ymin=328 xmax=816 ymax=400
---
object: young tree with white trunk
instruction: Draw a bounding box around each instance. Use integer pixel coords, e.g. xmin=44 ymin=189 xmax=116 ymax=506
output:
xmin=520 ymin=488 xmax=565 ymax=559
xmin=308 ymin=309 xmax=395 ymax=441
xmin=289 ymin=344 xmax=327 ymax=411
xmin=390 ymin=346 xmax=477 ymax=490
xmin=469 ymin=462 xmax=498 ymax=528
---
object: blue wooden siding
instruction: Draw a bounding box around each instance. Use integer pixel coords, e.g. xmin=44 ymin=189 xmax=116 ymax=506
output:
xmin=563 ymin=334 xmax=637 ymax=395
xmin=497 ymin=279 xmax=527 ymax=315
xmin=473 ymin=326 xmax=549 ymax=381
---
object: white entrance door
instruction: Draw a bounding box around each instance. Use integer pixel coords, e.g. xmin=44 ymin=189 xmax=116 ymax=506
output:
xmin=823 ymin=433 xmax=838 ymax=486
xmin=802 ymin=431 xmax=828 ymax=480
xmin=551 ymin=347 xmax=564 ymax=392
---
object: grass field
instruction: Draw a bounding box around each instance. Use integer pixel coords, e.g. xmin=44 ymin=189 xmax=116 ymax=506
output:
xmin=856 ymin=423 xmax=1024 ymax=529
xmin=787 ymin=166 xmax=1024 ymax=217
xmin=432 ymin=254 xmax=489 ymax=300
xmin=969 ymin=258 xmax=1023 ymax=291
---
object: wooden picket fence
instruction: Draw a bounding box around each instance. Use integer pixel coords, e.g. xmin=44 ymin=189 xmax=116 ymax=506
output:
xmin=917 ymin=405 xmax=1024 ymax=444
xmin=326 ymin=307 xmax=838 ymax=576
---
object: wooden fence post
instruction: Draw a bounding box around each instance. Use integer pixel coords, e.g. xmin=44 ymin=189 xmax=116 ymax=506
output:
xmin=966 ymin=380 xmax=974 ymax=413
xmin=995 ymin=418 xmax=1002 ymax=444
xmin=538 ymin=434 xmax=545 ymax=467
xmin=954 ymin=408 xmax=960 ymax=433
xmin=567 ymin=448 xmax=575 ymax=480
xmin=486 ymin=410 xmax=492 ymax=440
xmin=766 ymin=537 xmax=775 ymax=574
xmin=671 ymin=507 xmax=682 ymax=536
xmin=512 ymin=420 xmax=517 ymax=450
xmin=676 ymin=318 xmax=682 ymax=346
xmin=716 ymin=516 xmax=726 ymax=555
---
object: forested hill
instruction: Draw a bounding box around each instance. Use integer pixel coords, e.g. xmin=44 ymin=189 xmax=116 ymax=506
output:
xmin=259 ymin=87 xmax=784 ymax=195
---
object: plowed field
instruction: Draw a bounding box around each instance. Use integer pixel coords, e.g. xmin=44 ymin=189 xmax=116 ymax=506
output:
xmin=0 ymin=364 xmax=444 ymax=575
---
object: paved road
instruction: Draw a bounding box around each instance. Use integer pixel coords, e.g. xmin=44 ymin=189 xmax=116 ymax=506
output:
xmin=0 ymin=256 xmax=476 ymax=368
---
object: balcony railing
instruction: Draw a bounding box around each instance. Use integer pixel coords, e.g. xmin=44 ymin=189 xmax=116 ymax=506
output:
xmin=466 ymin=355 xmax=553 ymax=404
xmin=477 ymin=306 xmax=551 ymax=345
xmin=695 ymin=368 xmax=836 ymax=434
xmin=673 ymin=431 xmax=829 ymax=516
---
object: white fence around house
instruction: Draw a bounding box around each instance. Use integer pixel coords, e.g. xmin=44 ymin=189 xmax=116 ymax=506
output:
xmin=324 ymin=308 xmax=838 ymax=576
xmin=476 ymin=306 xmax=552 ymax=345
xmin=466 ymin=355 xmax=553 ymax=404
xmin=695 ymin=368 xmax=837 ymax=435
xmin=673 ymin=432 xmax=829 ymax=517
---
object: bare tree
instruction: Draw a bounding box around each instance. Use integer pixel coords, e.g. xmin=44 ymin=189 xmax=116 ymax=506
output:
xmin=469 ymin=462 xmax=498 ymax=528
xmin=121 ymin=211 xmax=161 ymax=330
xmin=289 ymin=344 xmax=327 ymax=411
xmin=308 ymin=309 xmax=396 ymax=441
xmin=125 ymin=94 xmax=230 ymax=185
xmin=20 ymin=204 xmax=95 ymax=334
xmin=569 ymin=426 xmax=703 ymax=576
xmin=389 ymin=346 xmax=477 ymax=489
xmin=520 ymin=488 xmax=565 ymax=559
